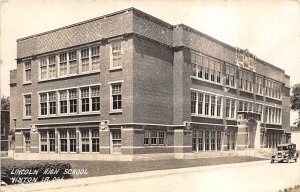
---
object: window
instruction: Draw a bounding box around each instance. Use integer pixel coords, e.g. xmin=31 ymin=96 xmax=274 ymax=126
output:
xmin=81 ymin=88 xmax=90 ymax=112
xmin=191 ymin=92 xmax=197 ymax=114
xmin=228 ymin=131 xmax=236 ymax=150
xmin=40 ymin=58 xmax=48 ymax=80
xmin=238 ymin=100 xmax=253 ymax=113
xmin=191 ymin=53 xmax=222 ymax=84
xmin=144 ymin=131 xmax=150 ymax=145
xmin=60 ymin=91 xmax=68 ymax=114
xmin=40 ymin=130 xmax=56 ymax=153
xmin=69 ymin=130 xmax=76 ymax=153
xmin=81 ymin=48 xmax=90 ymax=72
xmin=91 ymin=46 xmax=100 ymax=70
xmin=49 ymin=130 xmax=55 ymax=152
xmin=191 ymin=91 xmax=222 ymax=117
xmin=81 ymin=129 xmax=90 ymax=152
xmin=217 ymin=131 xmax=221 ymax=151
xmin=111 ymin=40 xmax=122 ymax=68
xmin=69 ymin=89 xmax=77 ymax=113
xmin=111 ymin=129 xmax=121 ymax=153
xmin=256 ymin=76 xmax=263 ymax=95
xmin=158 ymin=131 xmax=165 ymax=145
xmin=60 ymin=130 xmax=68 ymax=152
xmin=265 ymin=79 xmax=281 ymax=99
xmin=59 ymin=53 xmax=68 ymax=76
xmin=211 ymin=131 xmax=216 ymax=151
xmin=151 ymin=131 xmax=157 ymax=145
xmin=266 ymin=106 xmax=281 ymax=124
xmin=48 ymin=55 xmax=57 ymax=78
xmin=239 ymin=70 xmax=253 ymax=92
xmin=111 ymin=83 xmax=122 ymax=111
xmin=24 ymin=133 xmax=30 ymax=152
xmin=205 ymin=130 xmax=210 ymax=151
xmin=49 ymin=92 xmax=57 ymax=115
xmin=24 ymin=95 xmax=31 ymax=117
xmin=69 ymin=51 xmax=78 ymax=74
xmin=225 ymin=65 xmax=236 ymax=87
xmin=24 ymin=61 xmax=31 ymax=82
xmin=40 ymin=130 xmax=48 ymax=152
xmin=225 ymin=98 xmax=236 ymax=119
xmin=91 ymin=129 xmax=99 ymax=152
xmin=40 ymin=93 xmax=47 ymax=116
xmin=91 ymin=86 xmax=100 ymax=111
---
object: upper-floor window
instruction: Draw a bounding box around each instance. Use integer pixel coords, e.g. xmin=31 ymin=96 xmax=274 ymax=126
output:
xmin=111 ymin=83 xmax=122 ymax=111
xmin=238 ymin=100 xmax=253 ymax=112
xmin=48 ymin=55 xmax=57 ymax=79
xmin=225 ymin=98 xmax=236 ymax=119
xmin=191 ymin=53 xmax=222 ymax=84
xmin=111 ymin=40 xmax=122 ymax=69
xmin=91 ymin=46 xmax=100 ymax=70
xmin=69 ymin=51 xmax=78 ymax=74
xmin=225 ymin=65 xmax=236 ymax=88
xmin=81 ymin=48 xmax=90 ymax=72
xmin=40 ymin=58 xmax=48 ymax=80
xmin=191 ymin=91 xmax=223 ymax=118
xmin=239 ymin=70 xmax=253 ymax=92
xmin=266 ymin=106 xmax=281 ymax=124
xmin=24 ymin=94 xmax=32 ymax=117
xmin=265 ymin=79 xmax=281 ymax=100
xmin=24 ymin=61 xmax=31 ymax=83
xmin=59 ymin=53 xmax=68 ymax=76
xmin=254 ymin=103 xmax=263 ymax=121
xmin=256 ymin=76 xmax=263 ymax=95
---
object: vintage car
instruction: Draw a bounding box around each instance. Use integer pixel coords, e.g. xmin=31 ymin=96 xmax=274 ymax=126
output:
xmin=271 ymin=143 xmax=299 ymax=163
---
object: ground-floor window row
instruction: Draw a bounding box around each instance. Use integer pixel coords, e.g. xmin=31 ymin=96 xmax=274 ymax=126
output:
xmin=192 ymin=130 xmax=236 ymax=152
xmin=265 ymin=132 xmax=282 ymax=148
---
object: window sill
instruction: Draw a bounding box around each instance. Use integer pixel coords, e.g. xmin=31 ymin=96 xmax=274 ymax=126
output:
xmin=225 ymin=85 xmax=237 ymax=90
xmin=38 ymin=70 xmax=100 ymax=83
xmin=109 ymin=110 xmax=123 ymax=114
xmin=255 ymin=93 xmax=264 ymax=97
xmin=191 ymin=76 xmax=222 ymax=86
xmin=38 ymin=112 xmax=101 ymax=119
xmin=23 ymin=82 xmax=32 ymax=85
xmin=239 ymin=89 xmax=254 ymax=94
xmin=109 ymin=67 xmax=122 ymax=72
xmin=22 ymin=117 xmax=32 ymax=120
xmin=265 ymin=96 xmax=282 ymax=101
xmin=191 ymin=114 xmax=223 ymax=119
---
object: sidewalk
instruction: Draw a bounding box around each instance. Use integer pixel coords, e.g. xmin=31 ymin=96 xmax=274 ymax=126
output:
xmin=0 ymin=160 xmax=269 ymax=192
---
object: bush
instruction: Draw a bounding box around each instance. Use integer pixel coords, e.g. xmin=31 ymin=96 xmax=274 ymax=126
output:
xmin=1 ymin=161 xmax=73 ymax=185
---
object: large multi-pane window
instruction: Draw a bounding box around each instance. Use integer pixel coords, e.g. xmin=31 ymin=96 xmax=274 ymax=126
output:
xmin=265 ymin=79 xmax=281 ymax=100
xmin=266 ymin=106 xmax=281 ymax=124
xmin=225 ymin=65 xmax=236 ymax=88
xmin=24 ymin=133 xmax=30 ymax=152
xmin=69 ymin=130 xmax=76 ymax=153
xmin=24 ymin=61 xmax=31 ymax=82
xmin=111 ymin=129 xmax=121 ymax=153
xmin=238 ymin=100 xmax=253 ymax=112
xmin=227 ymin=131 xmax=236 ymax=150
xmin=239 ymin=70 xmax=253 ymax=92
xmin=48 ymin=55 xmax=57 ymax=78
xmin=254 ymin=103 xmax=263 ymax=121
xmin=191 ymin=91 xmax=222 ymax=117
xmin=111 ymin=83 xmax=122 ymax=111
xmin=256 ymin=76 xmax=263 ymax=95
xmin=59 ymin=53 xmax=68 ymax=76
xmin=49 ymin=130 xmax=55 ymax=152
xmin=81 ymin=48 xmax=90 ymax=72
xmin=40 ymin=130 xmax=48 ymax=152
xmin=225 ymin=98 xmax=236 ymax=119
xmin=24 ymin=95 xmax=32 ymax=117
xmin=111 ymin=40 xmax=122 ymax=68
xmin=191 ymin=53 xmax=222 ymax=84
xmin=60 ymin=129 xmax=76 ymax=153
xmin=91 ymin=46 xmax=100 ymax=70
xmin=143 ymin=130 xmax=166 ymax=146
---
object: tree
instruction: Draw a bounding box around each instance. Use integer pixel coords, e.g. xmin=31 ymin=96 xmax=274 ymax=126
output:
xmin=1 ymin=96 xmax=10 ymax=110
xmin=291 ymin=83 xmax=300 ymax=127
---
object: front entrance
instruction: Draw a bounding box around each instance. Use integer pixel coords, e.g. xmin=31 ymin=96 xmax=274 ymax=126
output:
xmin=111 ymin=129 xmax=121 ymax=154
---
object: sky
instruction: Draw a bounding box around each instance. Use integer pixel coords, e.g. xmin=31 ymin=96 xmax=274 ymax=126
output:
xmin=0 ymin=0 xmax=299 ymax=124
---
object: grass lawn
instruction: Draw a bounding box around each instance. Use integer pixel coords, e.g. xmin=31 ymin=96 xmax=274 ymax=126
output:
xmin=1 ymin=156 xmax=266 ymax=179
